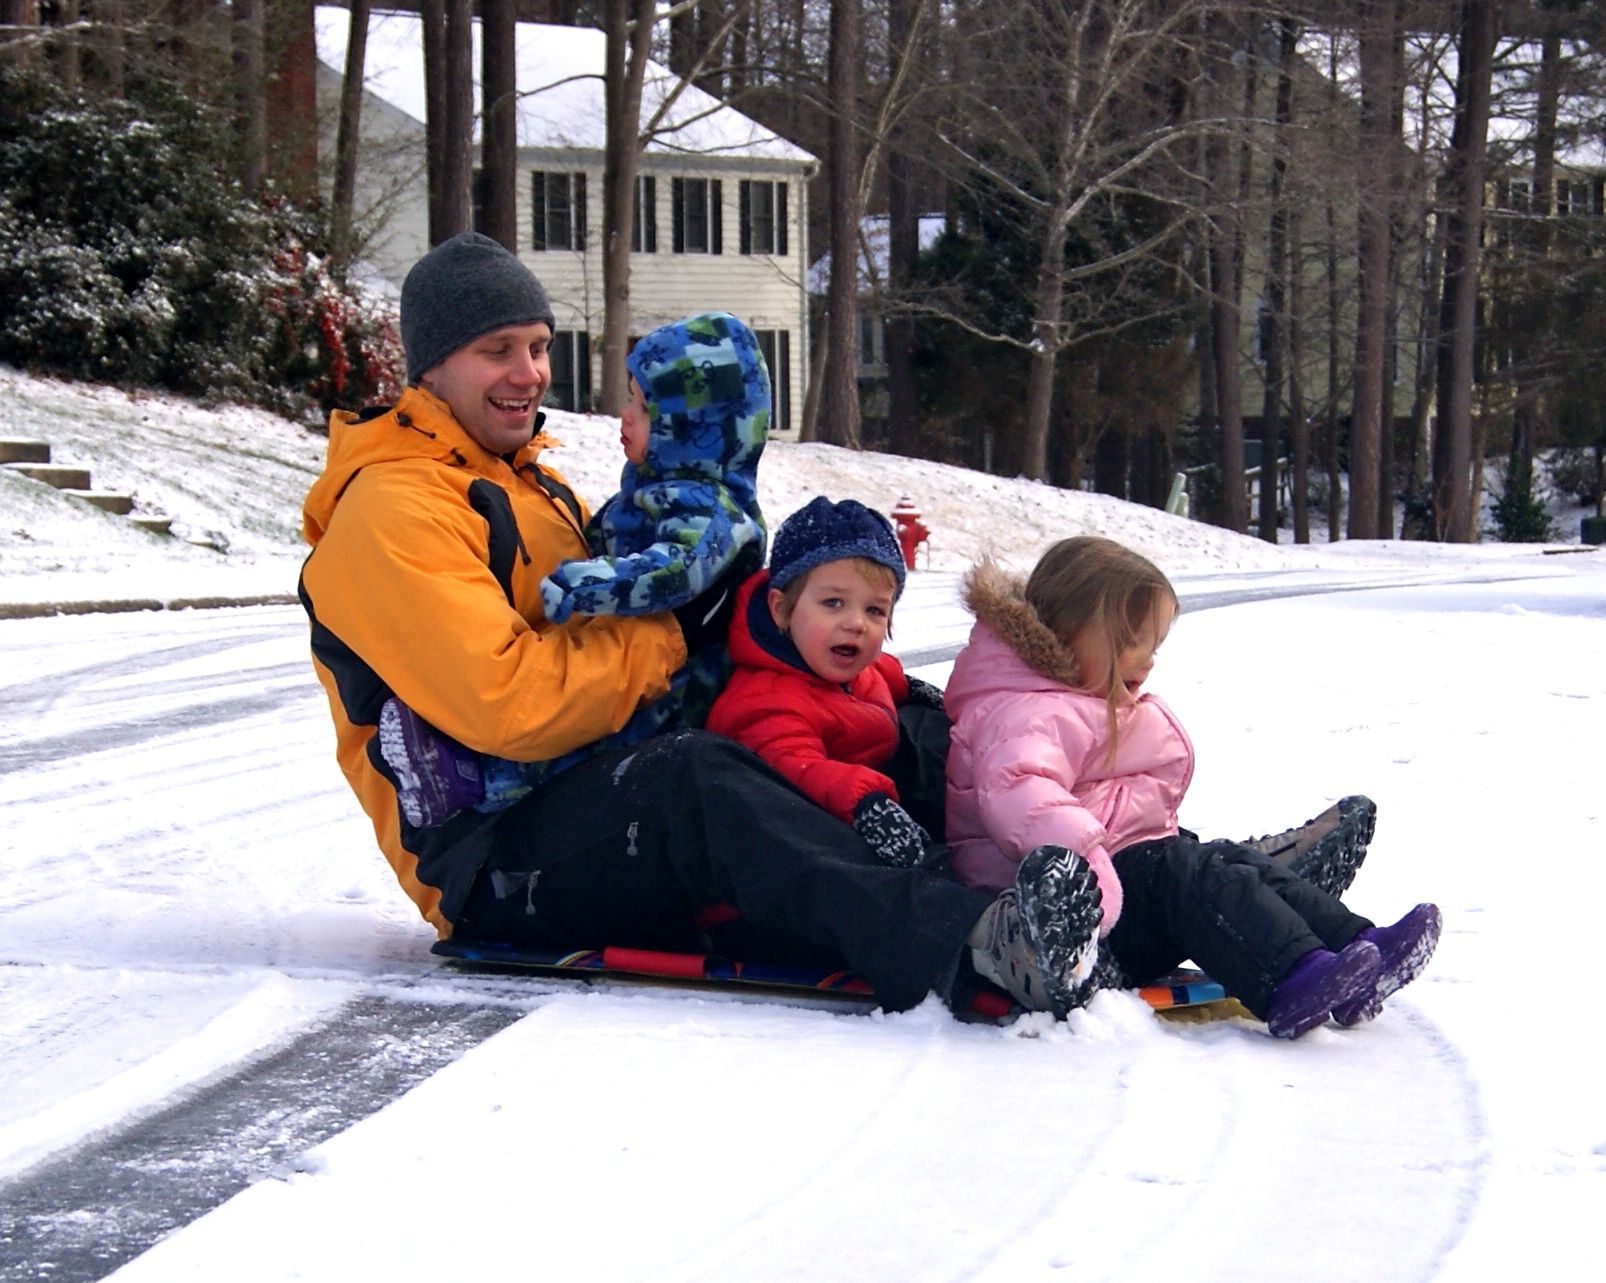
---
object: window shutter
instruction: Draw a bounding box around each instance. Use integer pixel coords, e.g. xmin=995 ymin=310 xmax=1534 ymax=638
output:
xmin=672 ymin=177 xmax=685 ymax=253
xmin=577 ymin=332 xmax=593 ymax=409
xmin=710 ymin=179 xmax=723 ymax=254
xmin=776 ymin=183 xmax=788 ymax=257
xmin=643 ymin=175 xmax=657 ymax=252
xmin=573 ymin=172 xmax=587 ymax=252
xmin=632 ymin=178 xmax=642 ymax=252
xmin=531 ymin=172 xmax=547 ymax=251
xmin=777 ymin=330 xmax=791 ymax=431
xmin=739 ymin=180 xmax=752 ymax=256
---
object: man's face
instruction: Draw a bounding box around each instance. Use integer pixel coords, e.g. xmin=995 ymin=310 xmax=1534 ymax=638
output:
xmin=418 ymin=322 xmax=553 ymax=455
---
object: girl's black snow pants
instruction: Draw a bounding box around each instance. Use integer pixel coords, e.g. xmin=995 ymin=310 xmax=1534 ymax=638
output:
xmin=1107 ymin=834 xmax=1375 ymax=1019
xmin=451 ymin=730 xmax=993 ymax=1012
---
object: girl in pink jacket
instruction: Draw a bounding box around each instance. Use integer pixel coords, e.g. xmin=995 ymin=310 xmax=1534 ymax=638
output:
xmin=945 ymin=537 xmax=1440 ymax=1038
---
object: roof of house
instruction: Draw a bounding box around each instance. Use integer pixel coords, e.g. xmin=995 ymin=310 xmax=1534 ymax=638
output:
xmin=315 ymin=7 xmax=815 ymax=165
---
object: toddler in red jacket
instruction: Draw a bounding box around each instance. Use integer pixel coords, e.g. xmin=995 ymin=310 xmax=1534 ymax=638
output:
xmin=706 ymin=496 xmax=947 ymax=867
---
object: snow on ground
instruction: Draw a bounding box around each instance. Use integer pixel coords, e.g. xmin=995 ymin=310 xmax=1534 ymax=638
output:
xmin=2 ymin=370 xmax=1604 ymax=1279
xmin=10 ymin=362 xmax=1572 ymax=616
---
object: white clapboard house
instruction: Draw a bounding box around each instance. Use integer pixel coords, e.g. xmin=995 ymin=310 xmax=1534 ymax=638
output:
xmin=316 ymin=9 xmax=817 ymax=433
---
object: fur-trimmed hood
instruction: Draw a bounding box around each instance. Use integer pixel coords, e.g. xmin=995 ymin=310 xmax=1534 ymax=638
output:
xmin=951 ymin=561 xmax=1083 ymax=700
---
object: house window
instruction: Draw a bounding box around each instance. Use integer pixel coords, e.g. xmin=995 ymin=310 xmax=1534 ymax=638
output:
xmin=533 ymin=172 xmax=587 ymax=251
xmin=633 ymin=175 xmax=658 ymax=253
xmin=739 ymin=180 xmax=788 ymax=256
xmin=547 ymin=331 xmax=592 ymax=412
xmin=672 ymin=177 xmax=723 ymax=254
xmin=754 ymin=329 xmax=792 ymax=433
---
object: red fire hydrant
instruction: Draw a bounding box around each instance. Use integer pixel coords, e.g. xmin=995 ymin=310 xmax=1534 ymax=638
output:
xmin=890 ymin=495 xmax=928 ymax=571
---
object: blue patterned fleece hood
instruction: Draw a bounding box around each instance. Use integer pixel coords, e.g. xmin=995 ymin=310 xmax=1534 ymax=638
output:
xmin=540 ymin=311 xmax=769 ymax=623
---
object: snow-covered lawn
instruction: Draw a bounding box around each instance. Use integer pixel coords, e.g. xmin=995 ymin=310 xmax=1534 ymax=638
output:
xmin=3 ymin=367 xmax=1603 ymax=1278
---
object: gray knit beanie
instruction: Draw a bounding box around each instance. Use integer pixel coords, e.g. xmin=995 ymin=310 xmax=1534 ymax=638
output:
xmin=400 ymin=232 xmax=557 ymax=383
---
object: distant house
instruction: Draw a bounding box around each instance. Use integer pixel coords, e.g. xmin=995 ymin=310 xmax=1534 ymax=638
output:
xmin=316 ymin=10 xmax=817 ymax=433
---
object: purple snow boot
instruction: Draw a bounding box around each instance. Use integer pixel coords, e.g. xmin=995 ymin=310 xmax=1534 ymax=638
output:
xmin=1264 ymin=939 xmax=1382 ymax=1040
xmin=1331 ymin=903 xmax=1443 ymax=1027
xmin=377 ymin=696 xmax=485 ymax=828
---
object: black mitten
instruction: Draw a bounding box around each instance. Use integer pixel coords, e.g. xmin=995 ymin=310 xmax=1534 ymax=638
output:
xmin=853 ymin=792 xmax=934 ymax=868
xmin=903 ymin=675 xmax=946 ymax=712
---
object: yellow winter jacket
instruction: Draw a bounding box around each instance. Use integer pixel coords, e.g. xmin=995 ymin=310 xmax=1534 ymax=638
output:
xmin=300 ymin=386 xmax=686 ymax=934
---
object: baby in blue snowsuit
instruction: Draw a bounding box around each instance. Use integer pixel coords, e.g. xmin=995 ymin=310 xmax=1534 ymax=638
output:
xmin=380 ymin=311 xmax=769 ymax=828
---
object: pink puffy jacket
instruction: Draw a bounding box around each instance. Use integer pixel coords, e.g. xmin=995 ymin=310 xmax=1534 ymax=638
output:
xmin=944 ymin=565 xmax=1194 ymax=933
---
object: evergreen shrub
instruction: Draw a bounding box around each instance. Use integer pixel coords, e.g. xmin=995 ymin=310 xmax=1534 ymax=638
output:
xmin=0 ymin=67 xmax=402 ymax=418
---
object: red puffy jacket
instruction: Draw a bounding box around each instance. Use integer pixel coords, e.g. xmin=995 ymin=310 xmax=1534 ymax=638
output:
xmin=706 ymin=571 xmax=909 ymax=822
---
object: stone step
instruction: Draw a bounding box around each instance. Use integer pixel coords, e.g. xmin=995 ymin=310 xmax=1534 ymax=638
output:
xmin=63 ymin=489 xmax=134 ymax=516
xmin=4 ymin=462 xmax=92 ymax=490
xmin=0 ymin=439 xmax=51 ymax=465
xmin=128 ymin=515 xmax=174 ymax=536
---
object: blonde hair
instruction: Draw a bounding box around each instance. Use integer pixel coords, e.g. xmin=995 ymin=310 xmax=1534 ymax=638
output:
xmin=1025 ymin=536 xmax=1178 ymax=749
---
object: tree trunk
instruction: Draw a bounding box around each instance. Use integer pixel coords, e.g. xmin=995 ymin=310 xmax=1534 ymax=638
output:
xmin=266 ymin=0 xmax=318 ymax=204
xmin=1348 ymin=0 xmax=1397 ymax=540
xmin=799 ymin=310 xmax=827 ymax=443
xmin=1376 ymin=0 xmax=1406 ymax=539
xmin=1289 ymin=199 xmax=1310 ymax=543
xmin=422 ymin=0 xmax=447 ymax=243
xmin=1432 ymin=0 xmax=1496 ymax=543
xmin=1510 ymin=18 xmax=1562 ymax=503
xmin=1259 ymin=16 xmax=1296 ymax=544
xmin=1326 ymin=189 xmax=1342 ymax=540
xmin=331 ymin=0 xmax=370 ymax=267
xmin=232 ymin=0 xmax=266 ymax=198
xmin=821 ymin=0 xmax=862 ymax=449
xmin=1021 ymin=241 xmax=1067 ymax=481
xmin=439 ymin=0 xmax=475 ymax=239
xmin=480 ymin=0 xmax=519 ymax=253
xmin=51 ymin=0 xmax=80 ymax=88
xmin=1203 ymin=15 xmax=1247 ymax=533
xmin=884 ymin=0 xmax=920 ymax=458
xmin=600 ymin=0 xmax=654 ymax=413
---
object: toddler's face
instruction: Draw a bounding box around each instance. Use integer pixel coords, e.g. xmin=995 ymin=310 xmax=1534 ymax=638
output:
xmin=1068 ymin=598 xmax=1174 ymax=702
xmin=769 ymin=561 xmax=895 ymax=685
xmin=620 ymin=377 xmax=650 ymax=465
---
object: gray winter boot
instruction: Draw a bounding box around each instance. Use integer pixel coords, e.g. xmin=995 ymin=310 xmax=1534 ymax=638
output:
xmin=1244 ymin=795 xmax=1377 ymax=898
xmin=969 ymin=845 xmax=1104 ymax=1018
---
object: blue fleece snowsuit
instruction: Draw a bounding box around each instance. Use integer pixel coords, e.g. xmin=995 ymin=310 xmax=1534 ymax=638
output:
xmin=475 ymin=312 xmax=769 ymax=810
xmin=540 ymin=310 xmax=769 ymax=622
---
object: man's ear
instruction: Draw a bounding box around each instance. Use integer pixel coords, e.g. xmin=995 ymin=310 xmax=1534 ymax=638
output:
xmin=767 ymin=587 xmax=790 ymax=632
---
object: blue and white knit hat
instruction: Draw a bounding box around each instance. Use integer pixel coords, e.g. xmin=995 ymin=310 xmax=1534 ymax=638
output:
xmin=768 ymin=496 xmax=906 ymax=596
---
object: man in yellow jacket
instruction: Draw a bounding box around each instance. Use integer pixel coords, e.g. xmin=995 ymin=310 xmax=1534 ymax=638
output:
xmin=299 ymin=233 xmax=1103 ymax=1016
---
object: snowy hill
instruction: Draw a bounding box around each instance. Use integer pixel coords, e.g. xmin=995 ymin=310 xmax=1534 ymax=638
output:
xmin=2 ymin=365 xmax=1582 ymax=617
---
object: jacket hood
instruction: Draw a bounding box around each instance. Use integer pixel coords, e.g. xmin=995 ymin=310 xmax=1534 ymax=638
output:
xmin=623 ymin=311 xmax=768 ymax=509
xmin=945 ymin=562 xmax=1101 ymax=723
xmin=303 ymin=385 xmax=557 ymax=546
xmin=726 ymin=569 xmax=816 ymax=680
xmin=960 ymin=561 xmax=1083 ymax=687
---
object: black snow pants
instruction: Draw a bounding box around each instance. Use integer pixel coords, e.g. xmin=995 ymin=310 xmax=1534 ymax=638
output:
xmin=450 ymin=730 xmax=993 ymax=1013
xmin=1107 ymin=833 xmax=1375 ymax=1019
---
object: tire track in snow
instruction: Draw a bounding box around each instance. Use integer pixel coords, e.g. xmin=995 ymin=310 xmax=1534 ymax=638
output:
xmin=0 ymin=997 xmax=525 ymax=1283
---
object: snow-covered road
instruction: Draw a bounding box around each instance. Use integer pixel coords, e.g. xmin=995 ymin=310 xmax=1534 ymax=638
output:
xmin=2 ymin=558 xmax=1602 ymax=1280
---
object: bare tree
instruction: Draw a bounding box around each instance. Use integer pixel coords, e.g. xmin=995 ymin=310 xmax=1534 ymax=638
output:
xmin=331 ymin=0 xmax=371 ymax=267
xmin=600 ymin=0 xmax=655 ymax=413
xmin=1432 ymin=0 xmax=1497 ymax=542
xmin=1348 ymin=0 xmax=1403 ymax=539
xmin=821 ymin=0 xmax=863 ymax=448
xmin=481 ymin=0 xmax=520 ymax=251
xmin=422 ymin=0 xmax=448 ymax=242
xmin=233 ymin=0 xmax=266 ymax=197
